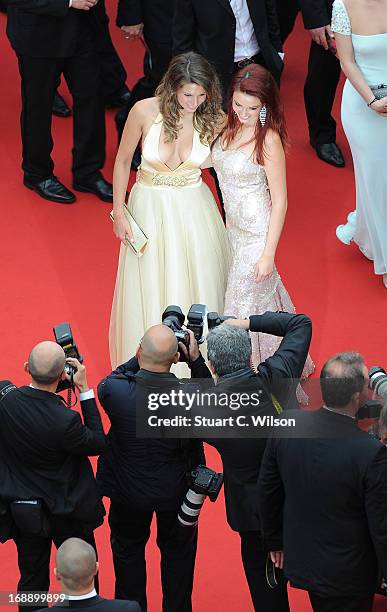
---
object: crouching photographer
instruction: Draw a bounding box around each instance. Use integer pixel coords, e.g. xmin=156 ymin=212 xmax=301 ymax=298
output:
xmin=0 ymin=340 xmax=106 ymax=612
xmin=96 ymin=324 xmax=209 ymax=612
xmin=203 ymin=311 xmax=312 ymax=612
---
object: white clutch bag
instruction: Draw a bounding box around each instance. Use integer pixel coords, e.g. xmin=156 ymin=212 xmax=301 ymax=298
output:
xmin=110 ymin=204 xmax=148 ymax=257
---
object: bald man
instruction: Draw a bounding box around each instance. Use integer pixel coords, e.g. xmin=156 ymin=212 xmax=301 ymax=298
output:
xmin=97 ymin=324 xmax=210 ymax=612
xmin=36 ymin=538 xmax=140 ymax=611
xmin=0 ymin=341 xmax=106 ymax=612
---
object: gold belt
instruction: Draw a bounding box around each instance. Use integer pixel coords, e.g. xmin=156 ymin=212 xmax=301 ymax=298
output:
xmin=137 ymin=168 xmax=201 ymax=188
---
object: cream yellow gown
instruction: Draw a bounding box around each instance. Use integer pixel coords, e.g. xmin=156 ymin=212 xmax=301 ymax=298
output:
xmin=109 ymin=114 xmax=231 ymax=368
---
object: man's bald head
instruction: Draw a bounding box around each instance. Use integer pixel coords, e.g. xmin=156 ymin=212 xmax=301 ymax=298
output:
xmin=55 ymin=538 xmax=97 ymax=592
xmin=28 ymin=341 xmax=65 ymax=385
xmin=139 ymin=325 xmax=179 ymax=368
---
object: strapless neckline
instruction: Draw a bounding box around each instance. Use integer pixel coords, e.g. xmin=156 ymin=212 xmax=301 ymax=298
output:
xmin=216 ymin=140 xmax=264 ymax=170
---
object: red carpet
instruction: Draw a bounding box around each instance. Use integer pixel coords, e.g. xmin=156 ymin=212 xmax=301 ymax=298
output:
xmin=0 ymin=6 xmax=386 ymax=610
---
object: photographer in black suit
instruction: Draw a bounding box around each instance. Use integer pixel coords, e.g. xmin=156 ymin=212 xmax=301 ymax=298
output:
xmin=0 ymin=341 xmax=106 ymax=612
xmin=37 ymin=538 xmax=141 ymax=612
xmin=258 ymin=352 xmax=387 ymax=612
xmin=204 ymin=312 xmax=312 ymax=611
xmin=173 ymin=0 xmax=284 ymax=100
xmin=6 ymin=0 xmax=113 ymax=204
xmin=276 ymin=0 xmax=344 ymax=167
xmin=97 ymin=324 xmax=209 ymax=612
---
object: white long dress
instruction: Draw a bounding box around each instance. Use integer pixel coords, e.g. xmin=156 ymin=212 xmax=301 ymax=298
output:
xmin=332 ymin=0 xmax=387 ymax=275
xmin=109 ymin=114 xmax=231 ymax=368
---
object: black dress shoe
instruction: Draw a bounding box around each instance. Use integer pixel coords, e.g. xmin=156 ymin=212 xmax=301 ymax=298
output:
xmin=52 ymin=91 xmax=72 ymax=118
xmin=314 ymin=142 xmax=345 ymax=168
xmin=73 ymin=174 xmax=113 ymax=202
xmin=105 ymin=86 xmax=131 ymax=109
xmin=24 ymin=176 xmax=76 ymax=203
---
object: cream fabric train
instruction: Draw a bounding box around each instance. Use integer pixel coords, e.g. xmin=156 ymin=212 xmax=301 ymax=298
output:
xmin=109 ymin=114 xmax=231 ymax=369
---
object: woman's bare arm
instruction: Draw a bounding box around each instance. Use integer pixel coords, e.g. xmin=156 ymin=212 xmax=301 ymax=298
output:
xmin=255 ymin=129 xmax=287 ymax=282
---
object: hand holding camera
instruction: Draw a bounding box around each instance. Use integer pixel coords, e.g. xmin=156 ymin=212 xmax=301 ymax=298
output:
xmin=178 ymin=329 xmax=200 ymax=363
xmin=65 ymin=358 xmax=89 ymax=393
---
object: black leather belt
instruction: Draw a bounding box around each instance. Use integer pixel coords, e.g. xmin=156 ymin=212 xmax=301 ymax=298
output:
xmin=234 ymin=53 xmax=263 ymax=70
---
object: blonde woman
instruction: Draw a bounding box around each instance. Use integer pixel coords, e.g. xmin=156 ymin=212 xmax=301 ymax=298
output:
xmin=110 ymin=52 xmax=230 ymax=367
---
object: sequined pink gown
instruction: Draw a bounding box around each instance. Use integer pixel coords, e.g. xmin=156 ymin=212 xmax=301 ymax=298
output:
xmin=212 ymin=140 xmax=314 ymax=376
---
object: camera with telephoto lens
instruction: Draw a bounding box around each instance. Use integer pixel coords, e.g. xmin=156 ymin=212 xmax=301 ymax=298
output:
xmin=178 ymin=465 xmax=223 ymax=527
xmin=369 ymin=366 xmax=387 ymax=400
xmin=53 ymin=323 xmax=83 ymax=392
xmin=207 ymin=311 xmax=236 ymax=329
xmin=162 ymin=305 xmax=206 ymax=362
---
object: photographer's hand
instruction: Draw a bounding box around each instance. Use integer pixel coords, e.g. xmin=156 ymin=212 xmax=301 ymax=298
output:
xmin=221 ymin=319 xmax=250 ymax=330
xmin=178 ymin=329 xmax=200 ymax=363
xmin=66 ymin=358 xmax=89 ymax=393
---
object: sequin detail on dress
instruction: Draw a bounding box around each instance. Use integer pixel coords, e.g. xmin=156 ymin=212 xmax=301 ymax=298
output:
xmin=331 ymin=0 xmax=351 ymax=36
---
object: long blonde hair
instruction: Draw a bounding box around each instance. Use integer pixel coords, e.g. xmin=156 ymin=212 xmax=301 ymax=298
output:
xmin=155 ymin=52 xmax=223 ymax=144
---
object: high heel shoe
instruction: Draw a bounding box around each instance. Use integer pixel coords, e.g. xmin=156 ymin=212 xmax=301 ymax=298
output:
xmin=336 ymin=211 xmax=357 ymax=245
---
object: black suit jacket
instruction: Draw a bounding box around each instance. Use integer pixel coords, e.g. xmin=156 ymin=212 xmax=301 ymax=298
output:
xmin=207 ymin=312 xmax=312 ymax=533
xmin=173 ymin=0 xmax=284 ymax=96
xmin=6 ymin=0 xmax=101 ymax=57
xmin=97 ymin=356 xmax=207 ymax=511
xmin=0 ymin=381 xmax=106 ymax=533
xmin=116 ymin=0 xmax=173 ymax=43
xmin=298 ymin=0 xmax=333 ymax=29
xmin=37 ymin=595 xmax=141 ymax=611
xmin=258 ymin=408 xmax=387 ymax=597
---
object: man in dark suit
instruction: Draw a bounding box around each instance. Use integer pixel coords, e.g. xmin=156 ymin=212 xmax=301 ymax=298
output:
xmin=37 ymin=538 xmax=141 ymax=611
xmin=97 ymin=324 xmax=209 ymax=612
xmin=53 ymin=0 xmax=131 ymax=118
xmin=115 ymin=0 xmax=173 ymax=166
xmin=258 ymin=352 xmax=387 ymax=612
xmin=204 ymin=312 xmax=312 ymax=611
xmin=276 ymin=0 xmax=344 ymax=167
xmin=0 ymin=341 xmax=106 ymax=612
xmin=172 ymin=0 xmax=284 ymax=100
xmin=6 ymin=0 xmax=113 ymax=204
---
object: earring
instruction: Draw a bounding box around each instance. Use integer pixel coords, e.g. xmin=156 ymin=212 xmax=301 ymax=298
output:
xmin=259 ymin=105 xmax=267 ymax=127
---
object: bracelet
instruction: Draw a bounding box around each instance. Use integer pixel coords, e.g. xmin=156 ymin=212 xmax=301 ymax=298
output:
xmin=367 ymin=97 xmax=377 ymax=107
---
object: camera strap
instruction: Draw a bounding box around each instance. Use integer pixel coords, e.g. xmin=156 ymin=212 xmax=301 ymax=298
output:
xmin=258 ymin=377 xmax=283 ymax=416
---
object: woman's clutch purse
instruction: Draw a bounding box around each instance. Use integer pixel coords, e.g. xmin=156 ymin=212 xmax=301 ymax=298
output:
xmin=370 ymin=83 xmax=387 ymax=100
xmin=110 ymin=204 xmax=148 ymax=257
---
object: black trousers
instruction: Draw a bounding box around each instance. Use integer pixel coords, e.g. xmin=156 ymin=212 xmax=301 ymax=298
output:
xmin=308 ymin=592 xmax=374 ymax=612
xmin=240 ymin=531 xmax=290 ymax=612
xmin=14 ymin=516 xmax=97 ymax=612
xmin=18 ymin=48 xmax=105 ymax=183
xmin=92 ymin=5 xmax=127 ymax=101
xmin=116 ymin=37 xmax=171 ymax=140
xmin=108 ymin=500 xmax=197 ymax=612
xmin=276 ymin=0 xmax=341 ymax=145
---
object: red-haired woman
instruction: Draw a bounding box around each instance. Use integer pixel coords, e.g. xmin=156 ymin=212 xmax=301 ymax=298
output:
xmin=212 ymin=63 xmax=314 ymax=374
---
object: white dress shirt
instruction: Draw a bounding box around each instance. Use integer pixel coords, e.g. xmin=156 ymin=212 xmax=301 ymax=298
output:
xmin=68 ymin=588 xmax=97 ymax=601
xmin=229 ymin=0 xmax=260 ymax=62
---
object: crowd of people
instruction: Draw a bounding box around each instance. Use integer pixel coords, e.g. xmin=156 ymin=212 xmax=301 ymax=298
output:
xmin=0 ymin=313 xmax=386 ymax=612
xmin=1 ymin=0 xmax=387 ymax=611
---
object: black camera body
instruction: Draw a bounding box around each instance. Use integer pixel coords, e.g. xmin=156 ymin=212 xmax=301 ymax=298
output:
xmin=190 ymin=465 xmax=223 ymax=502
xmin=162 ymin=304 xmax=207 ymax=362
xmin=162 ymin=305 xmax=237 ymax=362
xmin=53 ymin=322 xmax=82 ymax=392
xmin=207 ymin=311 xmax=236 ymax=330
